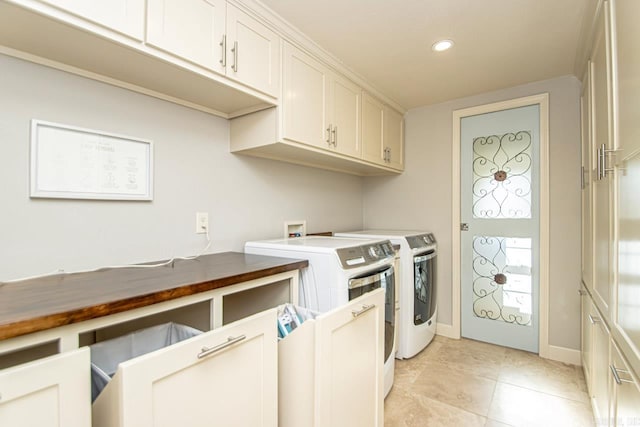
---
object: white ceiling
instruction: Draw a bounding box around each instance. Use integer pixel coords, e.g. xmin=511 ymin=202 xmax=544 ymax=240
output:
xmin=259 ymin=0 xmax=591 ymax=110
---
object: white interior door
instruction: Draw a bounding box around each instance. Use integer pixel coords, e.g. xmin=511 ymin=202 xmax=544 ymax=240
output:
xmin=460 ymin=104 xmax=540 ymax=352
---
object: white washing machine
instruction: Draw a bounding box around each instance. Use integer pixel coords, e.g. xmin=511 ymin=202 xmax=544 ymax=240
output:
xmin=334 ymin=230 xmax=437 ymax=359
xmin=244 ymin=236 xmax=397 ymax=397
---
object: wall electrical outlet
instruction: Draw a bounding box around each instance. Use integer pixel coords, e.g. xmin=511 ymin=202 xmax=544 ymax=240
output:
xmin=196 ymin=212 xmax=209 ymax=234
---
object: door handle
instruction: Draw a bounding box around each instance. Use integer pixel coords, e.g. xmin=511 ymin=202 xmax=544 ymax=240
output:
xmin=231 ymin=41 xmax=238 ymax=72
xmin=197 ymin=335 xmax=246 ymax=359
xmin=460 ymin=223 xmax=469 ymax=231
xmin=352 ymin=304 xmax=375 ymax=318
xmin=219 ymin=35 xmax=226 ymax=67
xmin=610 ymin=365 xmax=634 ymax=385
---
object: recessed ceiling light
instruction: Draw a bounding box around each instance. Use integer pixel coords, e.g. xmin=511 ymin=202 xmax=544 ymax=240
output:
xmin=432 ymin=39 xmax=454 ymax=52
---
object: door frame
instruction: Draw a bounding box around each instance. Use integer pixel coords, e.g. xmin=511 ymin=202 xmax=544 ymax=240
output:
xmin=451 ymin=93 xmax=550 ymax=357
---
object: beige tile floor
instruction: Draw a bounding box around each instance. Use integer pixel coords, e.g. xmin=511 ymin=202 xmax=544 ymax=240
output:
xmin=385 ymin=336 xmax=594 ymax=427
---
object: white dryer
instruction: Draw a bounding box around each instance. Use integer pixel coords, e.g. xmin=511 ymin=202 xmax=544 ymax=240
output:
xmin=334 ymin=230 xmax=437 ymax=359
xmin=244 ymin=236 xmax=397 ymax=397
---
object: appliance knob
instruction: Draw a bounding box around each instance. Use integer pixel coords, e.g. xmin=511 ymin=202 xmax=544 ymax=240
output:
xmin=368 ymin=246 xmax=380 ymax=258
xmin=423 ymin=236 xmax=429 ymax=243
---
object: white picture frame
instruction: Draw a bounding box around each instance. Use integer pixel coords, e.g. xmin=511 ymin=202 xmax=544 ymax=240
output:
xmin=30 ymin=120 xmax=153 ymax=201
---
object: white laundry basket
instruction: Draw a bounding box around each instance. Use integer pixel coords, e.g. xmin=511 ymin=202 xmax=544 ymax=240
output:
xmin=89 ymin=322 xmax=202 ymax=402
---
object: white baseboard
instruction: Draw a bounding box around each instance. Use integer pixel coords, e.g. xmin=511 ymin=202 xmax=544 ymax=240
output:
xmin=544 ymin=344 xmax=582 ymax=366
xmin=436 ymin=322 xmax=460 ymax=339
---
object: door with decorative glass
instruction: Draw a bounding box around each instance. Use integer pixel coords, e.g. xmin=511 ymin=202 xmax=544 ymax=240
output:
xmin=460 ymin=104 xmax=540 ymax=352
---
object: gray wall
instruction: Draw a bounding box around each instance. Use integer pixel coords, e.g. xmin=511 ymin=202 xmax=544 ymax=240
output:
xmin=0 ymin=55 xmax=364 ymax=281
xmin=362 ymin=75 xmax=582 ymax=350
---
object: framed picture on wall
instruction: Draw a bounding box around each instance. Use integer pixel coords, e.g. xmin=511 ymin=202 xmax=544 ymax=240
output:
xmin=30 ymin=120 xmax=153 ymax=201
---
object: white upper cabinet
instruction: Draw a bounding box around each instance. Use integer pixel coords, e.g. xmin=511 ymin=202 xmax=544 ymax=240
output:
xmin=384 ymin=105 xmax=404 ymax=170
xmin=282 ymin=42 xmax=330 ymax=149
xmin=38 ymin=0 xmax=144 ymax=40
xmin=225 ymin=4 xmax=280 ymax=97
xmin=362 ymin=92 xmax=404 ymax=170
xmin=591 ymin=0 xmax=613 ymax=314
xmin=361 ymin=92 xmax=385 ymax=164
xmin=146 ymin=0 xmax=227 ymax=74
xmin=328 ymin=74 xmax=362 ymax=159
xmin=146 ymin=0 xmax=280 ymax=97
xmin=281 ymin=42 xmax=364 ymax=158
xmin=581 ymin=63 xmax=594 ymax=293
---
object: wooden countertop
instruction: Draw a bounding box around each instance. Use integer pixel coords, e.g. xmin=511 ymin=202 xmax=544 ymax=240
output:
xmin=0 ymin=252 xmax=307 ymax=341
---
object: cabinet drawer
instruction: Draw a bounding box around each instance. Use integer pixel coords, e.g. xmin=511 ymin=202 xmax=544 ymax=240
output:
xmin=0 ymin=348 xmax=91 ymax=427
xmin=278 ymin=288 xmax=385 ymax=427
xmin=92 ymin=309 xmax=277 ymax=427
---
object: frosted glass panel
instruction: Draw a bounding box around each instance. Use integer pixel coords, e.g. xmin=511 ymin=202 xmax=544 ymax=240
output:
xmin=472 ymin=131 xmax=532 ymax=218
xmin=472 ymin=236 xmax=532 ymax=326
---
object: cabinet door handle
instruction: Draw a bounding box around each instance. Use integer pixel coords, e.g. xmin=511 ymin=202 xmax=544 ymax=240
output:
xmin=332 ymin=126 xmax=337 ymax=147
xmin=219 ymin=35 xmax=227 ymax=67
xmin=231 ymin=41 xmax=238 ymax=72
xmin=197 ymin=335 xmax=246 ymax=359
xmin=588 ymin=314 xmax=601 ymax=324
xmin=326 ymin=126 xmax=332 ymax=144
xmin=387 ymin=148 xmax=391 ymax=163
xmin=610 ymin=365 xmax=634 ymax=385
xmin=352 ymin=304 xmax=375 ymax=318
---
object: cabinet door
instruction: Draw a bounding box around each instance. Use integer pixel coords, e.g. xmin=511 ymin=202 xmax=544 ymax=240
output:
xmin=282 ymin=42 xmax=330 ymax=149
xmin=592 ymin=303 xmax=611 ymax=424
xmin=362 ymin=92 xmax=385 ymax=165
xmin=146 ymin=0 xmax=226 ymax=74
xmin=93 ymin=309 xmax=277 ymax=427
xmin=591 ymin=0 xmax=614 ymax=313
xmin=581 ymin=64 xmax=594 ymax=292
xmin=581 ymin=288 xmax=593 ymax=391
xmin=315 ymin=288 xmax=384 ymax=427
xmin=225 ymin=4 xmax=280 ymax=97
xmin=38 ymin=0 xmax=144 ymax=40
xmin=610 ymin=343 xmax=640 ymax=426
xmin=611 ymin=0 xmax=640 ymax=378
xmin=330 ymin=74 xmax=361 ymax=158
xmin=0 ymin=348 xmax=91 ymax=427
xmin=384 ymin=105 xmax=404 ymax=170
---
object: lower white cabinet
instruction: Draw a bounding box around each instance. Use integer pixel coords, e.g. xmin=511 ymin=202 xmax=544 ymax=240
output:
xmin=610 ymin=342 xmax=640 ymax=426
xmin=278 ymin=288 xmax=385 ymax=427
xmin=592 ymin=302 xmax=611 ymax=423
xmin=92 ymin=309 xmax=277 ymax=427
xmin=0 ymin=348 xmax=91 ymax=427
xmin=580 ymin=286 xmax=593 ymax=390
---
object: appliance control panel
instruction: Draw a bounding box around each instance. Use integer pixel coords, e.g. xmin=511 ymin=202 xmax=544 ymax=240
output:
xmin=336 ymin=240 xmax=394 ymax=269
xmin=407 ymin=233 xmax=437 ymax=250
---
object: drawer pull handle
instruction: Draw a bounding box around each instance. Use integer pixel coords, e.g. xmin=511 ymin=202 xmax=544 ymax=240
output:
xmin=610 ymin=365 xmax=634 ymax=385
xmin=198 ymin=335 xmax=246 ymax=359
xmin=352 ymin=304 xmax=375 ymax=318
xmin=588 ymin=314 xmax=601 ymax=324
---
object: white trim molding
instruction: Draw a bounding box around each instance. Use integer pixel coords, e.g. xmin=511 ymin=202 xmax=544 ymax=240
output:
xmin=435 ymin=322 xmax=457 ymax=339
xmin=547 ymin=345 xmax=582 ymax=366
xmin=451 ymin=93 xmax=551 ymax=357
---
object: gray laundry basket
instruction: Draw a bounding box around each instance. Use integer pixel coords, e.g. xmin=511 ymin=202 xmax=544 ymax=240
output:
xmin=89 ymin=322 xmax=203 ymax=402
